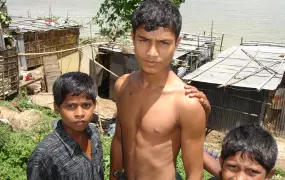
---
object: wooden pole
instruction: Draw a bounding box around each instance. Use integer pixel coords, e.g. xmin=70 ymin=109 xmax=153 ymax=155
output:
xmin=78 ymin=50 xmax=82 ymax=72
xmin=241 ymin=37 xmax=243 ymax=45
xmin=197 ymin=36 xmax=200 ymax=47
xmin=210 ymin=20 xmax=213 ymax=43
xmin=220 ymin=34 xmax=224 ymax=51
xmin=210 ymin=20 xmax=214 ymax=61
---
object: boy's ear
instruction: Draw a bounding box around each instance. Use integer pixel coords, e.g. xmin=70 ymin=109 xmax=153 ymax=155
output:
xmin=219 ymin=156 xmax=224 ymax=179
xmin=54 ymin=103 xmax=60 ymax=113
xmin=219 ymin=156 xmax=223 ymax=168
xmin=131 ymin=32 xmax=135 ymax=44
xmin=265 ymin=168 xmax=275 ymax=180
xmin=175 ymin=35 xmax=182 ymax=48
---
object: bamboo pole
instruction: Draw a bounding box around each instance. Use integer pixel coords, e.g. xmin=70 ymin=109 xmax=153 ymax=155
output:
xmin=241 ymin=49 xmax=277 ymax=74
xmin=221 ymin=60 xmax=282 ymax=88
xmin=18 ymin=42 xmax=109 ymax=56
xmin=82 ymin=52 xmax=119 ymax=78
xmin=187 ymin=45 xmax=241 ymax=82
xmin=218 ymin=49 xmax=260 ymax=88
xmin=220 ymin=34 xmax=224 ymax=51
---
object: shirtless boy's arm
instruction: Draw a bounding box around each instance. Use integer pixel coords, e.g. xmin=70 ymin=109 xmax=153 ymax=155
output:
xmin=110 ymin=75 xmax=127 ymax=180
xmin=179 ymin=97 xmax=206 ymax=180
xmin=110 ymin=119 xmax=123 ymax=180
xmin=203 ymin=151 xmax=221 ymax=178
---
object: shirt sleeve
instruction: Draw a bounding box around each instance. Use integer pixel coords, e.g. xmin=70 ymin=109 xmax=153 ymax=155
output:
xmin=98 ymin=137 xmax=105 ymax=178
xmin=26 ymin=152 xmax=51 ymax=180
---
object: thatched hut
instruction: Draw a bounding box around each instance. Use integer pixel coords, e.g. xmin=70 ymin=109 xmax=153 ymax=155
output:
xmin=9 ymin=16 xmax=80 ymax=70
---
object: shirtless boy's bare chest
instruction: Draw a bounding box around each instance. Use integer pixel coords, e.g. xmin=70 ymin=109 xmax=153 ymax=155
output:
xmin=117 ymin=84 xmax=179 ymax=139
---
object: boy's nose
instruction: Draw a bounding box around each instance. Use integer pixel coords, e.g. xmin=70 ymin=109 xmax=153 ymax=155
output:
xmin=236 ymin=172 xmax=247 ymax=180
xmin=147 ymin=44 xmax=159 ymax=57
xmin=75 ymin=107 xmax=85 ymax=118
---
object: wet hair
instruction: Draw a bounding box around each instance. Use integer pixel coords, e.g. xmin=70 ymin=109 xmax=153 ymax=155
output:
xmin=131 ymin=0 xmax=182 ymax=39
xmin=221 ymin=125 xmax=278 ymax=174
xmin=53 ymin=72 xmax=97 ymax=107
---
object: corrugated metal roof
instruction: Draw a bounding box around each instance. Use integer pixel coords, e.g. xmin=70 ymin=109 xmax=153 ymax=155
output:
xmin=9 ymin=16 xmax=80 ymax=33
xmin=183 ymin=42 xmax=285 ymax=90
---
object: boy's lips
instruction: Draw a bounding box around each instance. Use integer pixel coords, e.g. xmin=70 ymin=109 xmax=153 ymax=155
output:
xmin=73 ymin=120 xmax=87 ymax=125
xmin=145 ymin=60 xmax=157 ymax=66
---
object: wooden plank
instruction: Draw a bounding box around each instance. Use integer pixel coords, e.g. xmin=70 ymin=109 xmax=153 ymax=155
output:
xmin=43 ymin=55 xmax=61 ymax=92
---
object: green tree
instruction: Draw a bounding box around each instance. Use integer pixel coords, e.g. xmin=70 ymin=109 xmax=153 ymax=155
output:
xmin=93 ymin=0 xmax=185 ymax=42
xmin=0 ymin=0 xmax=12 ymax=32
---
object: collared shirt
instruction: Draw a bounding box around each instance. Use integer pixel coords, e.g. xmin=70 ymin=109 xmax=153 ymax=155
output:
xmin=27 ymin=120 xmax=104 ymax=180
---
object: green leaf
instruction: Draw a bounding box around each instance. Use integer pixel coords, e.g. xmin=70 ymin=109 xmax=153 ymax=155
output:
xmin=94 ymin=0 xmax=185 ymax=41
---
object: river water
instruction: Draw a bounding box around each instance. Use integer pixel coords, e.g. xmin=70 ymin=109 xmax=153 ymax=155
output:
xmin=6 ymin=0 xmax=285 ymax=48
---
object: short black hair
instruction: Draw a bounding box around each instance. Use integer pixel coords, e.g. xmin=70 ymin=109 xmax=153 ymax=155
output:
xmin=53 ymin=72 xmax=97 ymax=107
xmin=131 ymin=0 xmax=182 ymax=39
xmin=221 ymin=125 xmax=278 ymax=174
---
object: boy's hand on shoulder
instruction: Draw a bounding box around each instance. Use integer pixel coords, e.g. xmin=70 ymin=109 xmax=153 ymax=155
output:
xmin=184 ymin=84 xmax=211 ymax=119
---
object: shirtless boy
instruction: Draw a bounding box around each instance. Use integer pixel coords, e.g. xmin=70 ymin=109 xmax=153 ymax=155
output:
xmin=110 ymin=0 xmax=207 ymax=179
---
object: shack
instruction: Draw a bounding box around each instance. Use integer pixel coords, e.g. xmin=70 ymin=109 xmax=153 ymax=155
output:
xmin=183 ymin=41 xmax=285 ymax=137
xmin=9 ymin=16 xmax=80 ymax=70
xmin=94 ymin=33 xmax=221 ymax=100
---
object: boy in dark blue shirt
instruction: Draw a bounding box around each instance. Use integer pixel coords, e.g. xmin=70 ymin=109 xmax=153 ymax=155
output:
xmin=27 ymin=72 xmax=104 ymax=180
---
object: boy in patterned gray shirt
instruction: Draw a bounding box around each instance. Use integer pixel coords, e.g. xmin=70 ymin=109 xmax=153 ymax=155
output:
xmin=27 ymin=72 xmax=104 ymax=180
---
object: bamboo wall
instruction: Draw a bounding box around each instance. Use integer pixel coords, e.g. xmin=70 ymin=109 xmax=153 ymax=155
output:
xmin=0 ymin=47 xmax=19 ymax=99
xmin=14 ymin=28 xmax=79 ymax=70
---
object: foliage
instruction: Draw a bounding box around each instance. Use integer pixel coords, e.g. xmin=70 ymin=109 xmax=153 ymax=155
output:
xmin=0 ymin=124 xmax=48 ymax=180
xmin=0 ymin=0 xmax=12 ymax=29
xmin=102 ymin=136 xmax=112 ymax=179
xmin=94 ymin=0 xmax=185 ymax=42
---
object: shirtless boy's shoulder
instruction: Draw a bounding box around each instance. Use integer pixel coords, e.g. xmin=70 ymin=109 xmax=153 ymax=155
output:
xmin=168 ymin=73 xmax=205 ymax=121
xmin=114 ymin=74 xmax=131 ymax=98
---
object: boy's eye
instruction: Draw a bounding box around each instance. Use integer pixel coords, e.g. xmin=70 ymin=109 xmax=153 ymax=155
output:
xmin=66 ymin=104 xmax=76 ymax=109
xmin=248 ymin=169 xmax=261 ymax=176
xmin=227 ymin=164 xmax=237 ymax=171
xmin=160 ymin=41 xmax=169 ymax=45
xmin=139 ymin=39 xmax=148 ymax=43
xmin=82 ymin=103 xmax=91 ymax=109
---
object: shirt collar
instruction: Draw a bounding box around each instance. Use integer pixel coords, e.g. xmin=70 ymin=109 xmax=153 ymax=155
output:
xmin=54 ymin=120 xmax=94 ymax=157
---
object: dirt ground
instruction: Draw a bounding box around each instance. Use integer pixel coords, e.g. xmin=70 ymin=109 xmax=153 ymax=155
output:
xmin=0 ymin=106 xmax=43 ymax=131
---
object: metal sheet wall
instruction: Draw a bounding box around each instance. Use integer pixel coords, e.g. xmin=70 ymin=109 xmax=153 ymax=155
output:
xmin=190 ymin=81 xmax=269 ymax=132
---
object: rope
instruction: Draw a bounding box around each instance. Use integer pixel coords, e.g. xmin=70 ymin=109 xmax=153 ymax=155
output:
xmin=78 ymin=49 xmax=119 ymax=78
xmin=18 ymin=42 xmax=109 ymax=56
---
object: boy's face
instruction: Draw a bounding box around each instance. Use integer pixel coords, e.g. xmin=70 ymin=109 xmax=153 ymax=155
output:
xmin=220 ymin=152 xmax=275 ymax=180
xmin=54 ymin=93 xmax=96 ymax=132
xmin=132 ymin=25 xmax=181 ymax=74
